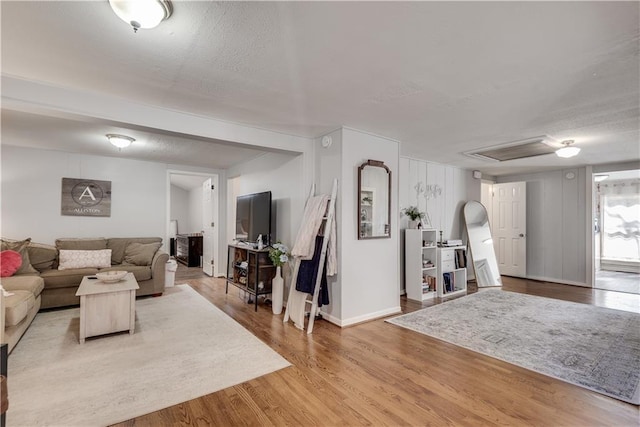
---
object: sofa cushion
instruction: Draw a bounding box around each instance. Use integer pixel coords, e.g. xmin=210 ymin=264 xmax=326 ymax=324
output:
xmin=4 ymin=290 xmax=34 ymax=327
xmin=55 ymin=238 xmax=107 ymax=251
xmin=0 ymin=250 xmax=22 ymax=277
xmin=40 ymin=268 xmax=99 ymax=289
xmin=1 ymin=238 xmax=38 ymax=275
xmin=107 ymin=238 xmax=162 ymax=265
xmin=58 ymin=249 xmax=112 ymax=270
xmin=100 ymin=265 xmax=152 ymax=282
xmin=0 ymin=275 xmax=44 ymax=297
xmin=27 ymin=242 xmax=58 ymax=272
xmin=123 ymin=242 xmax=162 ymax=266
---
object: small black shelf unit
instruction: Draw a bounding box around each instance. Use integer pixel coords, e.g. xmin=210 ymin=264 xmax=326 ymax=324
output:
xmin=176 ymin=234 xmax=203 ymax=267
xmin=226 ymin=244 xmax=276 ymax=311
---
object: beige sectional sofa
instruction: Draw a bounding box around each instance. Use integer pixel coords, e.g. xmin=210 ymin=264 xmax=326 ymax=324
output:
xmin=0 ymin=275 xmax=43 ymax=353
xmin=1 ymin=237 xmax=169 ymax=353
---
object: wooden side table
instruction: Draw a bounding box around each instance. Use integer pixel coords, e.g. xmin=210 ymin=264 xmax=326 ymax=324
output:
xmin=75 ymin=273 xmax=139 ymax=343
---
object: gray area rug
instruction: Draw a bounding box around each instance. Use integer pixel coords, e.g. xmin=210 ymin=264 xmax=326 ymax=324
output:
xmin=8 ymin=285 xmax=290 ymax=426
xmin=387 ymin=289 xmax=640 ymax=404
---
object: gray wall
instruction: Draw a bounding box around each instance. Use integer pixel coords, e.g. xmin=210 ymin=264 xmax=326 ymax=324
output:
xmin=497 ymin=161 xmax=640 ymax=286
xmin=496 ymin=167 xmax=587 ymax=285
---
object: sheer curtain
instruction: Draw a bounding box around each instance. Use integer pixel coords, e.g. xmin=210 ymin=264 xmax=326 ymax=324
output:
xmin=600 ymin=180 xmax=640 ymax=262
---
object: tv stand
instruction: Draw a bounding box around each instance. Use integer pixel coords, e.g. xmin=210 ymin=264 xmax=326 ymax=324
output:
xmin=226 ymin=244 xmax=276 ymax=311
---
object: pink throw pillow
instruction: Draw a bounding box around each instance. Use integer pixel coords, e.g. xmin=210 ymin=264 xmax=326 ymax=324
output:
xmin=0 ymin=250 xmax=23 ymax=277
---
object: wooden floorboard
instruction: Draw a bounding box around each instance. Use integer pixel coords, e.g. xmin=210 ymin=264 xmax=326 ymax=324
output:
xmin=114 ymin=266 xmax=640 ymax=426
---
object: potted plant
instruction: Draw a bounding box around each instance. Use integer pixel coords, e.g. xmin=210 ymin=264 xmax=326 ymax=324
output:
xmin=401 ymin=206 xmax=425 ymax=229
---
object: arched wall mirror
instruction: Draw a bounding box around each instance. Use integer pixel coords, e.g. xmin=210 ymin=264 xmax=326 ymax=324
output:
xmin=358 ymin=159 xmax=391 ymax=239
xmin=463 ymin=200 xmax=502 ymax=287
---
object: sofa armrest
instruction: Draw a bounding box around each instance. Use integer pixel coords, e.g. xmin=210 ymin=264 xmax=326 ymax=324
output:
xmin=150 ymin=250 xmax=170 ymax=294
xmin=0 ymin=285 xmax=5 ymax=345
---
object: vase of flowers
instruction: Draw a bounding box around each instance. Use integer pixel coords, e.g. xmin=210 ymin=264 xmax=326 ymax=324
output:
xmin=268 ymin=242 xmax=290 ymax=315
xmin=401 ymin=205 xmax=425 ymax=229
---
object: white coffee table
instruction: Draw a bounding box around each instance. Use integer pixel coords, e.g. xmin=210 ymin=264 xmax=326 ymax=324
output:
xmin=75 ymin=273 xmax=139 ymax=343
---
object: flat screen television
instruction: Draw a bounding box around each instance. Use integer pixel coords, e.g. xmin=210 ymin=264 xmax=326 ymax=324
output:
xmin=235 ymin=191 xmax=272 ymax=246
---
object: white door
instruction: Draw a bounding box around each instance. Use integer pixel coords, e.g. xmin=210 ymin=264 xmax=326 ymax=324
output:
xmin=492 ymin=181 xmax=527 ymax=277
xmin=202 ymin=177 xmax=219 ymax=277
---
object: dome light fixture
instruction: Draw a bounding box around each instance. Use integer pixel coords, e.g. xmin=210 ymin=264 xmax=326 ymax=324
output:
xmin=106 ymin=134 xmax=135 ymax=148
xmin=109 ymin=0 xmax=172 ymax=33
xmin=556 ymin=140 xmax=581 ymax=158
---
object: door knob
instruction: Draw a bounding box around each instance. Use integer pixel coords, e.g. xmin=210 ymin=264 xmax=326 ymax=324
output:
xmin=519 ymin=233 xmax=525 ymax=237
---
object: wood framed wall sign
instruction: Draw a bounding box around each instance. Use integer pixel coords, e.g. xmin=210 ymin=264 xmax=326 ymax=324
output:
xmin=61 ymin=178 xmax=112 ymax=217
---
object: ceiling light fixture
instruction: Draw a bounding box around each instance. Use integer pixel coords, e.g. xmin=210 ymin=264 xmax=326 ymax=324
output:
xmin=594 ymin=175 xmax=609 ymax=182
xmin=109 ymin=0 xmax=172 ymax=33
xmin=555 ymin=140 xmax=581 ymax=158
xmin=106 ymin=134 xmax=135 ymax=148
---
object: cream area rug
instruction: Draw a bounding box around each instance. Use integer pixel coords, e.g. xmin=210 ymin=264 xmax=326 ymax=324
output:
xmin=8 ymin=285 xmax=290 ymax=426
xmin=387 ymin=289 xmax=640 ymax=404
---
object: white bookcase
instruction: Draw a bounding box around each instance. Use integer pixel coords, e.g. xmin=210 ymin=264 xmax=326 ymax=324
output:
xmin=404 ymin=229 xmax=438 ymax=301
xmin=437 ymin=246 xmax=467 ymax=298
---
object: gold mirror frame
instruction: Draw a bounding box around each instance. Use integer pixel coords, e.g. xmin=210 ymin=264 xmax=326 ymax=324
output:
xmin=358 ymin=159 xmax=391 ymax=240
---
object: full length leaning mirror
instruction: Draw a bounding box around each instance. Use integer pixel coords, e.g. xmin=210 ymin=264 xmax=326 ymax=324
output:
xmin=463 ymin=201 xmax=502 ymax=287
xmin=358 ymin=159 xmax=391 ymax=239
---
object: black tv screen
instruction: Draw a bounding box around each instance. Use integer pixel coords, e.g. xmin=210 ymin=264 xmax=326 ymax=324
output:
xmin=235 ymin=191 xmax=272 ymax=245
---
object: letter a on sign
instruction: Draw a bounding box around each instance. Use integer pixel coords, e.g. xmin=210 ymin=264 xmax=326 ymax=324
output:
xmin=78 ymin=186 xmax=97 ymax=201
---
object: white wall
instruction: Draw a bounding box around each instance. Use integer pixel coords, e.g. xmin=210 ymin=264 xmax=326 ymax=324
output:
xmin=399 ymin=157 xmax=479 ymax=240
xmin=340 ymin=128 xmax=400 ymax=324
xmin=1 ymin=146 xmax=166 ymax=246
xmin=188 ymin=186 xmax=204 ymax=233
xmin=170 ymin=183 xmax=205 ymax=235
xmin=496 ymin=167 xmax=587 ymax=285
xmin=170 ymin=185 xmax=189 ymax=234
xmin=314 ymin=128 xmax=343 ymax=322
xmin=314 ymin=128 xmax=400 ymax=326
xmin=398 ymin=156 xmax=480 ymax=291
xmin=227 ymin=152 xmax=305 ymax=248
xmin=226 ymin=152 xmax=306 ymax=290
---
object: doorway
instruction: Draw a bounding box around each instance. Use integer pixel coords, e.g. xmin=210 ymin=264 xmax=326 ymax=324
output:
xmin=168 ymin=171 xmax=221 ymax=277
xmin=593 ymin=169 xmax=640 ymax=294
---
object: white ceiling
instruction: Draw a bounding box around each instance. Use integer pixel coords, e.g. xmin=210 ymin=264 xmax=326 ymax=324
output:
xmin=1 ymin=1 xmax=638 ymax=176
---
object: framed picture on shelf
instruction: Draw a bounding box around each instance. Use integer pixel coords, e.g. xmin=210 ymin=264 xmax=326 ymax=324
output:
xmin=421 ymin=212 xmax=433 ymax=229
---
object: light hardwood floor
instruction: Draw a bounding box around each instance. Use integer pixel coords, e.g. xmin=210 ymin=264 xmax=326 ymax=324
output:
xmin=115 ymin=267 xmax=640 ymax=426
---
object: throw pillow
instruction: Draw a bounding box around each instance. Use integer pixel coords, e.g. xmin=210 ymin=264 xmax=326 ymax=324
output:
xmin=0 ymin=250 xmax=23 ymax=277
xmin=27 ymin=241 xmax=58 ymax=272
xmin=58 ymin=249 xmax=112 ymax=270
xmin=123 ymin=242 xmax=161 ymax=266
xmin=0 ymin=238 xmax=38 ymax=275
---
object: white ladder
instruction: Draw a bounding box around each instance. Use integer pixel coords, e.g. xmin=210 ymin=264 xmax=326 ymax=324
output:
xmin=283 ymin=178 xmax=338 ymax=334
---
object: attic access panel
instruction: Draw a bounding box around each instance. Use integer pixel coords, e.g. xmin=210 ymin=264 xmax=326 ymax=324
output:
xmin=464 ymin=137 xmax=557 ymax=162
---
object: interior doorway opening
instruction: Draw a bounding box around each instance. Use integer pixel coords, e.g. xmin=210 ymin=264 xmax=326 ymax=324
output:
xmin=593 ymin=169 xmax=640 ymax=295
xmin=167 ymin=171 xmax=221 ymax=277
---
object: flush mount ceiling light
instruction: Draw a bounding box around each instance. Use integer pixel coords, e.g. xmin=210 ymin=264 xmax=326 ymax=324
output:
xmin=106 ymin=134 xmax=135 ymax=148
xmin=556 ymin=140 xmax=581 ymax=158
xmin=109 ymin=0 xmax=172 ymax=32
xmin=594 ymin=174 xmax=609 ymax=182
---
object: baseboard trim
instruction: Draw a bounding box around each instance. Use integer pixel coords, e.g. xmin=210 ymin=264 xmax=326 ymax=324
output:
xmin=526 ymin=275 xmax=589 ymax=288
xmin=320 ymin=306 xmax=402 ymax=328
